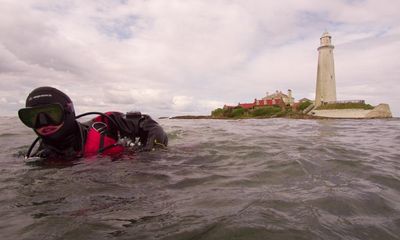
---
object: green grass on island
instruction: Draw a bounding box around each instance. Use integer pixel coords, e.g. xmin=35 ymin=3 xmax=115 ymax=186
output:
xmin=210 ymin=100 xmax=375 ymax=119
xmin=298 ymin=101 xmax=313 ymax=111
xmin=211 ymin=106 xmax=310 ymax=119
xmin=174 ymin=101 xmax=376 ymax=119
xmin=316 ymin=102 xmax=374 ymax=110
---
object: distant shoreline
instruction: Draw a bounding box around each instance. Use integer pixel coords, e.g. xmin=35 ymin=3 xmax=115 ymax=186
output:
xmin=169 ymin=115 xmax=212 ymax=119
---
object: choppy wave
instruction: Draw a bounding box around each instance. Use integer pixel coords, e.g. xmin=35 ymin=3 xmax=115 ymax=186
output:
xmin=0 ymin=117 xmax=399 ymax=240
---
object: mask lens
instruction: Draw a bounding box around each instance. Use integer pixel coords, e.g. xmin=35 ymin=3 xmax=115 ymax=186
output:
xmin=44 ymin=104 xmax=63 ymax=124
xmin=18 ymin=104 xmax=64 ymax=128
xmin=18 ymin=108 xmax=38 ymax=128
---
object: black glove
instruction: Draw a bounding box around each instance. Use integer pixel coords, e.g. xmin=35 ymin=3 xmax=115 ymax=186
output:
xmin=141 ymin=116 xmax=168 ymax=151
xmin=102 ymin=111 xmax=168 ymax=151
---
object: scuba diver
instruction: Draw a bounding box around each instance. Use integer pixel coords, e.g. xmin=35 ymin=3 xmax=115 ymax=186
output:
xmin=18 ymin=86 xmax=168 ymax=159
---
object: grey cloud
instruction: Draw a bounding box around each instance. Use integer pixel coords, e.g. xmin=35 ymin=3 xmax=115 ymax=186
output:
xmin=0 ymin=0 xmax=399 ymax=117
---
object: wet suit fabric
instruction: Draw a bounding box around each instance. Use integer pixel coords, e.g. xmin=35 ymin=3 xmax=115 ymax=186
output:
xmin=31 ymin=112 xmax=168 ymax=159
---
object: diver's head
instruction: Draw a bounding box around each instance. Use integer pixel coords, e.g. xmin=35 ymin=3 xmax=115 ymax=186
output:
xmin=18 ymin=86 xmax=77 ymax=141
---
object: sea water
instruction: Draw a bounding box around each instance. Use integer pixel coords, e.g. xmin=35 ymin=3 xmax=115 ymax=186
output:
xmin=0 ymin=116 xmax=399 ymax=240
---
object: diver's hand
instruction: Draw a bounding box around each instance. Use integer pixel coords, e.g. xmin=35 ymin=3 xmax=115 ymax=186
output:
xmin=143 ymin=126 xmax=168 ymax=151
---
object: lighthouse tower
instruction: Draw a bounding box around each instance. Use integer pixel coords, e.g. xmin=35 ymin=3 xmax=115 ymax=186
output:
xmin=315 ymin=31 xmax=336 ymax=106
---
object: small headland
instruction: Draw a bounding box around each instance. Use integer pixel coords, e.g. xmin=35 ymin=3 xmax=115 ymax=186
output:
xmin=208 ymin=102 xmax=320 ymax=119
xmin=170 ymin=101 xmax=392 ymax=120
xmin=171 ymin=101 xmax=321 ymax=119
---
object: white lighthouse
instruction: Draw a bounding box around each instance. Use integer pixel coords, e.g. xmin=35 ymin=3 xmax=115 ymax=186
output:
xmin=315 ymin=31 xmax=336 ymax=106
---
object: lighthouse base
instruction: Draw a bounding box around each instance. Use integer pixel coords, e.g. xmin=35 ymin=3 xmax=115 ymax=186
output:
xmin=309 ymin=104 xmax=392 ymax=119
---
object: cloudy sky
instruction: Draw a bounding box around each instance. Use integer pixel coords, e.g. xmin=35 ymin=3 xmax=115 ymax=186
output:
xmin=1 ymin=0 xmax=399 ymax=117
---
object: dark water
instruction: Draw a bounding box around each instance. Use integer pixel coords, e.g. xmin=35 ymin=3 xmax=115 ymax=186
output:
xmin=1 ymin=116 xmax=400 ymax=240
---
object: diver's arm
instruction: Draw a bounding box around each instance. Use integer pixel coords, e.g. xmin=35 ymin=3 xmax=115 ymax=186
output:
xmin=31 ymin=142 xmax=63 ymax=159
xmin=140 ymin=115 xmax=168 ymax=151
xmin=105 ymin=112 xmax=168 ymax=150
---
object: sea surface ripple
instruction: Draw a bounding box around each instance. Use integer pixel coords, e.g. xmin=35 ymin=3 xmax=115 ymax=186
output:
xmin=0 ymin=117 xmax=400 ymax=240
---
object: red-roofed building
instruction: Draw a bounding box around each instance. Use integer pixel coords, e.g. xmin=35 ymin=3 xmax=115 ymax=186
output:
xmin=223 ymin=89 xmax=295 ymax=110
xmin=238 ymin=103 xmax=256 ymax=109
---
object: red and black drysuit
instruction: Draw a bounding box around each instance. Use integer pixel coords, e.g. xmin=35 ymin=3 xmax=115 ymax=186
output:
xmin=28 ymin=112 xmax=168 ymax=159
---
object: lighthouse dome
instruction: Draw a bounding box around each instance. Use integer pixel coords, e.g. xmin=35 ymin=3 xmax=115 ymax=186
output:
xmin=321 ymin=31 xmax=331 ymax=38
xmin=319 ymin=31 xmax=332 ymax=46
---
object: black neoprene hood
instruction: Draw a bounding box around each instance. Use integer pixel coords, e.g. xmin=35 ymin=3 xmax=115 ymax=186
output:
xmin=26 ymin=86 xmax=78 ymax=145
xmin=26 ymin=86 xmax=74 ymax=114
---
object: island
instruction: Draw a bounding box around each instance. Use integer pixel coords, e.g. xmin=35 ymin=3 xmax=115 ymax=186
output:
xmin=171 ymin=32 xmax=392 ymax=120
xmin=207 ymin=99 xmax=391 ymax=119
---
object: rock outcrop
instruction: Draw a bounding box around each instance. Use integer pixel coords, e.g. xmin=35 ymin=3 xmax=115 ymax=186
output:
xmin=310 ymin=104 xmax=392 ymax=119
